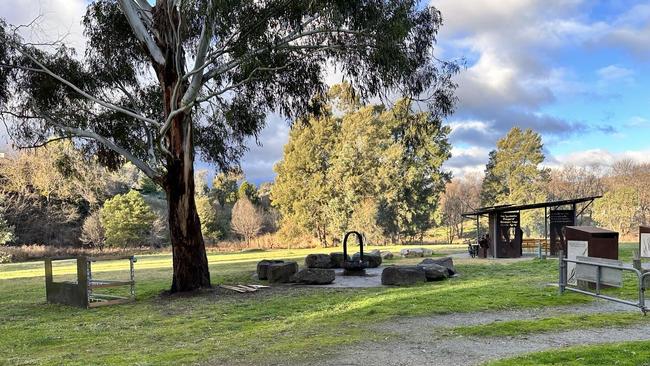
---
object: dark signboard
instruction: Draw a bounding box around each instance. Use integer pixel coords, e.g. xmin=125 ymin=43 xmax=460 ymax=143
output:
xmin=550 ymin=210 xmax=575 ymax=255
xmin=496 ymin=212 xmax=521 ymax=258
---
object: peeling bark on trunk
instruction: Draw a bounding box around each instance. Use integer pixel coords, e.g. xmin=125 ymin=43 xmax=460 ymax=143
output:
xmin=155 ymin=5 xmax=211 ymax=291
xmin=161 ymin=98 xmax=211 ymax=292
xmin=164 ymin=139 xmax=211 ymax=292
xmin=162 ymin=102 xmax=211 ymax=292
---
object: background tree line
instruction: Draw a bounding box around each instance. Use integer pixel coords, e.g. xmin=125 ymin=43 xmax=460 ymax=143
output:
xmin=271 ymin=84 xmax=452 ymax=246
xmin=2 ymin=125 xmax=649 ymax=255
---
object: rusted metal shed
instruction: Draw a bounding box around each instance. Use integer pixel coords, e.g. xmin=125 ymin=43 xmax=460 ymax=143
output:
xmin=564 ymin=226 xmax=619 ymax=260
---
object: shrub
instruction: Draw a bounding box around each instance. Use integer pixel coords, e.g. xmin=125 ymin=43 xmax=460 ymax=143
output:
xmin=0 ymin=215 xmax=14 ymax=246
xmin=100 ymin=190 xmax=156 ymax=248
xmin=0 ymin=199 xmax=14 ymax=245
xmin=80 ymin=211 xmax=105 ymax=249
xmin=196 ymin=194 xmax=222 ymax=243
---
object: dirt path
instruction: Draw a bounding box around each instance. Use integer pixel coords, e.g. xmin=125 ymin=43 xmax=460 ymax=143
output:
xmin=314 ymin=301 xmax=650 ymax=366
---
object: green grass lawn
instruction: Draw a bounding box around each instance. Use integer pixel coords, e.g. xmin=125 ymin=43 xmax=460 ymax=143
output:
xmin=0 ymin=243 xmax=643 ymax=365
xmin=489 ymin=340 xmax=650 ymax=366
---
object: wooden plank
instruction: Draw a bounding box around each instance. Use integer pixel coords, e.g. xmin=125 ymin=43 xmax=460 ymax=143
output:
xmin=88 ymin=255 xmax=134 ymax=262
xmin=220 ymin=285 xmax=248 ymax=293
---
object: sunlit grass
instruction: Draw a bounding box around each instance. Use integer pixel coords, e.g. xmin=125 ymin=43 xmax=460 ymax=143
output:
xmin=0 ymin=243 xmax=641 ymax=365
xmin=489 ymin=340 xmax=650 ymax=366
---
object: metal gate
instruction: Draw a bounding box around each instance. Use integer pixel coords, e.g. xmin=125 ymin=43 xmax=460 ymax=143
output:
xmin=557 ymin=250 xmax=650 ymax=314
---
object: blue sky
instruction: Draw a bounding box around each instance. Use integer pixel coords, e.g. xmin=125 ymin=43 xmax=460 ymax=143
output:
xmin=2 ymin=0 xmax=649 ymax=185
xmin=433 ymin=0 xmax=650 ymax=178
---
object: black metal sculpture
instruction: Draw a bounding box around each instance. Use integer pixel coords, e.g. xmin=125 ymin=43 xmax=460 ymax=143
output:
xmin=342 ymin=231 xmax=366 ymax=276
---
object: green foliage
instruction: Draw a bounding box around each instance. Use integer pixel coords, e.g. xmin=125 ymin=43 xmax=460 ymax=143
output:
xmin=137 ymin=176 xmax=162 ymax=196
xmin=0 ymin=213 xmax=14 ymax=246
xmin=0 ymin=194 xmax=14 ymax=245
xmin=593 ymin=186 xmax=639 ymax=236
xmin=273 ymin=86 xmax=452 ymax=245
xmin=238 ymin=180 xmax=259 ymax=204
xmin=100 ymin=190 xmax=156 ymax=247
xmin=211 ymin=172 xmax=240 ymax=206
xmin=480 ymin=127 xmax=550 ymax=236
xmin=196 ymin=194 xmax=222 ymax=243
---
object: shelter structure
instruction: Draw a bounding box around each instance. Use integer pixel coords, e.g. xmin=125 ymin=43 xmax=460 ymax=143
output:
xmin=462 ymin=196 xmax=601 ymax=258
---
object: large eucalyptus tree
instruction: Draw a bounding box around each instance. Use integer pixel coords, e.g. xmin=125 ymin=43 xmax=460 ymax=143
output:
xmin=0 ymin=0 xmax=456 ymax=292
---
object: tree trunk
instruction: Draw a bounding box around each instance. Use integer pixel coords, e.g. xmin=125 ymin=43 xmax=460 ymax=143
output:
xmin=164 ymin=116 xmax=211 ymax=292
xmin=156 ymin=12 xmax=211 ymax=291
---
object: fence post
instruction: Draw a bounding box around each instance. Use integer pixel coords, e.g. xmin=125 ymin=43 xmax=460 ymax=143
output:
xmin=558 ymin=250 xmax=565 ymax=294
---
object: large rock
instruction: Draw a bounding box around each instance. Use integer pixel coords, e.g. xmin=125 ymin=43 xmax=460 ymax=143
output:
xmin=267 ymin=261 xmax=299 ymax=283
xmin=305 ymin=254 xmax=333 ymax=269
xmin=290 ymin=268 xmax=336 ymax=285
xmin=369 ymin=249 xmax=381 ymax=256
xmin=419 ymin=257 xmax=456 ymax=275
xmin=381 ymin=251 xmax=394 ymax=260
xmin=352 ymin=253 xmax=382 ymax=268
xmin=257 ymin=260 xmax=285 ymax=280
xmin=417 ymin=263 xmax=449 ymax=281
xmin=381 ymin=266 xmax=426 ymax=286
xmin=329 ymin=252 xmax=350 ymax=268
xmin=400 ymin=248 xmax=424 ymax=258
xmin=400 ymin=248 xmax=433 ymax=258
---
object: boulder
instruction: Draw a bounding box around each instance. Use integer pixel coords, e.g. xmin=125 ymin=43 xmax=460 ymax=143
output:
xmin=422 ymin=248 xmax=434 ymax=257
xmin=267 ymin=261 xmax=299 ymax=283
xmin=257 ymin=260 xmax=285 ymax=280
xmin=305 ymin=254 xmax=333 ymax=269
xmin=380 ymin=251 xmax=394 ymax=260
xmin=352 ymin=253 xmax=382 ymax=268
xmin=381 ymin=266 xmax=426 ymax=286
xmin=369 ymin=249 xmax=381 ymax=256
xmin=400 ymin=248 xmax=424 ymax=258
xmin=329 ymin=252 xmax=350 ymax=268
xmin=417 ymin=263 xmax=449 ymax=281
xmin=419 ymin=257 xmax=456 ymax=275
xmin=290 ymin=268 xmax=336 ymax=285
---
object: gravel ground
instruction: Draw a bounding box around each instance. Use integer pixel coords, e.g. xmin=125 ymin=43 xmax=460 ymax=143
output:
xmin=313 ymin=300 xmax=650 ymax=366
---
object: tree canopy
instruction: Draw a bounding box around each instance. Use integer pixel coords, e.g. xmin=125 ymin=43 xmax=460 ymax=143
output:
xmin=0 ymin=0 xmax=457 ymax=291
xmin=272 ymin=85 xmax=452 ymax=245
xmin=480 ymin=127 xmax=550 ymax=236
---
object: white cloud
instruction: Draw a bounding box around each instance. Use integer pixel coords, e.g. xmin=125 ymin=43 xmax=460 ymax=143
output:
xmin=549 ymin=148 xmax=650 ymax=168
xmin=597 ymin=65 xmax=634 ymax=82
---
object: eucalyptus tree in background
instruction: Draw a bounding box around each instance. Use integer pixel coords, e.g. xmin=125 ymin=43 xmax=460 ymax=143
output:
xmin=0 ymin=0 xmax=456 ymax=292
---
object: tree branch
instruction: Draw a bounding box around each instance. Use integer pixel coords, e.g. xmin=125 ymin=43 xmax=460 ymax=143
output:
xmin=181 ymin=0 xmax=214 ymax=107
xmin=118 ymin=0 xmax=165 ymax=65
xmin=39 ymin=113 xmax=160 ymax=180
xmin=10 ymin=42 xmax=160 ymax=127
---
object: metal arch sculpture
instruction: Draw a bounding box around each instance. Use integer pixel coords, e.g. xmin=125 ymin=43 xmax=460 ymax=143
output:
xmin=342 ymin=231 xmax=366 ymax=276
